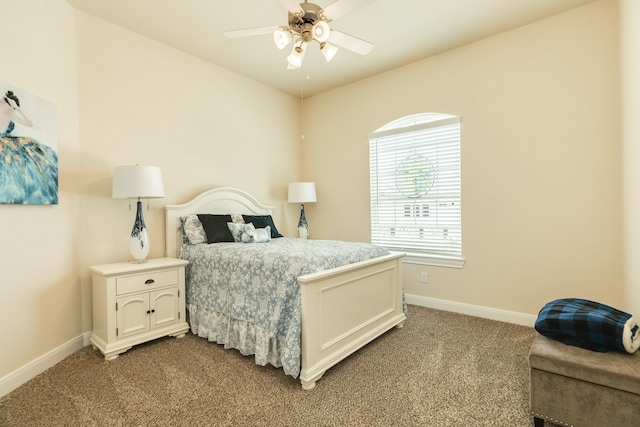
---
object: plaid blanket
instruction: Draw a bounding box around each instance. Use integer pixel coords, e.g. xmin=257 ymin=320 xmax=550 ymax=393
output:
xmin=535 ymin=298 xmax=639 ymax=353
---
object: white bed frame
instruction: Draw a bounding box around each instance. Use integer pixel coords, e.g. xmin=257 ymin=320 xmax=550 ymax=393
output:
xmin=165 ymin=187 xmax=406 ymax=390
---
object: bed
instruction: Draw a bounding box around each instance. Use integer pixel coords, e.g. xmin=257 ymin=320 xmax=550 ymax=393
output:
xmin=165 ymin=187 xmax=406 ymax=390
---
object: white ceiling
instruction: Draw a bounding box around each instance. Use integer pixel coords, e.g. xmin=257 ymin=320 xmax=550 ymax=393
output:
xmin=66 ymin=0 xmax=597 ymax=98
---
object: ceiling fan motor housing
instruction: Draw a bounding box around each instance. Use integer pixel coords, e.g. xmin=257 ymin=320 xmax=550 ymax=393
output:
xmin=288 ymin=2 xmax=325 ymax=41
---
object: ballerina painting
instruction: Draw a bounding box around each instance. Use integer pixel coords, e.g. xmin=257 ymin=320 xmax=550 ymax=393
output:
xmin=0 ymin=82 xmax=58 ymax=204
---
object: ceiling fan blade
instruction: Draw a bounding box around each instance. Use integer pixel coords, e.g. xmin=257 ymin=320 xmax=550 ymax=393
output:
xmin=277 ymin=0 xmax=303 ymax=14
xmin=322 ymin=0 xmax=374 ymax=21
xmin=329 ymin=30 xmax=373 ymax=55
xmin=224 ymin=26 xmax=281 ymax=39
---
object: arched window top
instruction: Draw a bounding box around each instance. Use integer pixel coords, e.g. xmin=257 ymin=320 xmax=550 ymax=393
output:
xmin=375 ymin=113 xmax=457 ymax=133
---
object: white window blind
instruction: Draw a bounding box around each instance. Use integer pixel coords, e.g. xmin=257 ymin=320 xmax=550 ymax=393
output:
xmin=369 ymin=113 xmax=461 ymax=257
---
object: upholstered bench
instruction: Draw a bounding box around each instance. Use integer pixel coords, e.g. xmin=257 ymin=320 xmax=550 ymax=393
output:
xmin=529 ymin=333 xmax=640 ymax=426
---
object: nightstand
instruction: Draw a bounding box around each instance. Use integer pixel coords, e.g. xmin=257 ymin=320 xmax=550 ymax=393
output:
xmin=89 ymin=257 xmax=189 ymax=360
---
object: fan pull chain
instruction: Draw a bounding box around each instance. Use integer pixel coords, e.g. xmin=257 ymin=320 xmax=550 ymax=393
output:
xmin=300 ymin=72 xmax=308 ymax=140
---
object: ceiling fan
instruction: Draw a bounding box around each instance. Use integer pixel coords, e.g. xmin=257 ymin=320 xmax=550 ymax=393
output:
xmin=224 ymin=0 xmax=374 ymax=69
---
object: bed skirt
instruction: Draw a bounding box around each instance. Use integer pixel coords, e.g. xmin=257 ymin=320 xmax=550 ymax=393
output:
xmin=187 ymin=303 xmax=302 ymax=378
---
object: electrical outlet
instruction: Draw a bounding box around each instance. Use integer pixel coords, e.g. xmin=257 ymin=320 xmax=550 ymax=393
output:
xmin=420 ymin=272 xmax=428 ymax=284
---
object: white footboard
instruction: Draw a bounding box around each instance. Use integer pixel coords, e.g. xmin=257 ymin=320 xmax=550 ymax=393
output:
xmin=298 ymin=252 xmax=405 ymax=390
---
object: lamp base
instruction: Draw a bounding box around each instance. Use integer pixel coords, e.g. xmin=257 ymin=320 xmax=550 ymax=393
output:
xmin=298 ymin=203 xmax=309 ymax=239
xmin=129 ymin=200 xmax=150 ymax=262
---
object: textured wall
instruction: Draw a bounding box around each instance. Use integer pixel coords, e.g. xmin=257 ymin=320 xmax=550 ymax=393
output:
xmin=302 ymin=0 xmax=623 ymax=316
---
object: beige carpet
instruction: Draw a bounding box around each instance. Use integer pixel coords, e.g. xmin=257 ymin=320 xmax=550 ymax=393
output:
xmin=0 ymin=306 xmax=540 ymax=426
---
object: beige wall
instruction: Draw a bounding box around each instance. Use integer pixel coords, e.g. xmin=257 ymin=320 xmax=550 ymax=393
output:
xmin=0 ymin=1 xmax=301 ymax=381
xmin=0 ymin=0 xmax=81 ymax=379
xmin=73 ymin=11 xmax=303 ymax=333
xmin=621 ymin=0 xmax=640 ymax=317
xmin=302 ymin=0 xmax=625 ymax=315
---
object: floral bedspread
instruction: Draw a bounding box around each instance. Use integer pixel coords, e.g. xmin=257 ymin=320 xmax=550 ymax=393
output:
xmin=181 ymin=238 xmax=390 ymax=378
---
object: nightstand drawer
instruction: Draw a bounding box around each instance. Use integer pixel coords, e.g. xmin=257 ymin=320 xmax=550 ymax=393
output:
xmin=116 ymin=269 xmax=178 ymax=295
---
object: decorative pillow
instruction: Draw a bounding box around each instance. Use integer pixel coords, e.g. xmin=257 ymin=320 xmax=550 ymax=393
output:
xmin=197 ymin=214 xmax=235 ymax=243
xmin=254 ymin=226 xmax=271 ymax=243
xmin=181 ymin=214 xmax=207 ymax=245
xmin=227 ymin=222 xmax=271 ymax=243
xmin=242 ymin=215 xmax=283 ymax=238
xmin=230 ymin=213 xmax=244 ymax=224
xmin=227 ymin=222 xmax=254 ymax=243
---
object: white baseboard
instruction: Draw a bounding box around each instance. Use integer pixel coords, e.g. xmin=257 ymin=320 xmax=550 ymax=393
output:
xmin=0 ymin=332 xmax=92 ymax=398
xmin=405 ymin=293 xmax=537 ymax=327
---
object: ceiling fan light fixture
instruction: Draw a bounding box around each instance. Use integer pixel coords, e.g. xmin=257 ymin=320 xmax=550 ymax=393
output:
xmin=274 ymin=28 xmax=292 ymax=49
xmin=287 ymin=43 xmax=304 ymax=68
xmin=320 ymin=42 xmax=338 ymax=62
xmin=312 ymin=20 xmax=331 ymax=43
xmin=225 ymin=0 xmax=374 ymax=70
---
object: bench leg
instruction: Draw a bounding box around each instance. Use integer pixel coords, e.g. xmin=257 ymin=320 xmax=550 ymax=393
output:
xmin=534 ymin=416 xmax=544 ymax=427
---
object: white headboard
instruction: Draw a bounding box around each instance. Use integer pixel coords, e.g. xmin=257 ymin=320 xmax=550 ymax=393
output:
xmin=165 ymin=187 xmax=275 ymax=258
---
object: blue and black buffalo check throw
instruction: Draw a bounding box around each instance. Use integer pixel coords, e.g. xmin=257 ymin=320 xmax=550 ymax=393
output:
xmin=535 ymin=298 xmax=635 ymax=352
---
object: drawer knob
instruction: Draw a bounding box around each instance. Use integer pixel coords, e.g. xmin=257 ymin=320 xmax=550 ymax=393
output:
xmin=145 ymin=279 xmax=155 ymax=285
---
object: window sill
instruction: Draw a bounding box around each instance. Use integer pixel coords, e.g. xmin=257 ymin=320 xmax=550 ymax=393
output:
xmin=398 ymin=252 xmax=465 ymax=269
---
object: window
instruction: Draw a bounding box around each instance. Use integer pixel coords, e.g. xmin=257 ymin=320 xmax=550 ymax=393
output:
xmin=369 ymin=113 xmax=463 ymax=267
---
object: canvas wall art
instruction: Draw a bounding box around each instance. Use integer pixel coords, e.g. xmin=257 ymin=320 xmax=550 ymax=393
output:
xmin=0 ymin=80 xmax=58 ymax=205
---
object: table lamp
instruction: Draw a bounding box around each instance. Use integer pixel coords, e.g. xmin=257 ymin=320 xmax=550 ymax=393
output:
xmin=288 ymin=182 xmax=316 ymax=239
xmin=112 ymin=165 xmax=165 ymax=262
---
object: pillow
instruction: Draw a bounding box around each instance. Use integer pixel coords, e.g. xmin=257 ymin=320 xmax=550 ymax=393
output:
xmin=242 ymin=215 xmax=283 ymax=238
xmin=230 ymin=213 xmax=244 ymax=224
xmin=254 ymin=226 xmax=271 ymax=243
xmin=181 ymin=214 xmax=207 ymax=245
xmin=227 ymin=222 xmax=271 ymax=243
xmin=197 ymin=214 xmax=235 ymax=243
xmin=227 ymin=222 xmax=254 ymax=243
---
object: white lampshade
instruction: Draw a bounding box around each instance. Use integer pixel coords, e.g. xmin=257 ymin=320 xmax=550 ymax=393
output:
xmin=274 ymin=28 xmax=292 ymax=49
xmin=320 ymin=42 xmax=338 ymax=62
xmin=288 ymin=182 xmax=317 ymax=203
xmin=312 ymin=21 xmax=331 ymax=43
xmin=287 ymin=45 xmax=304 ymax=69
xmin=112 ymin=165 xmax=165 ymax=199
